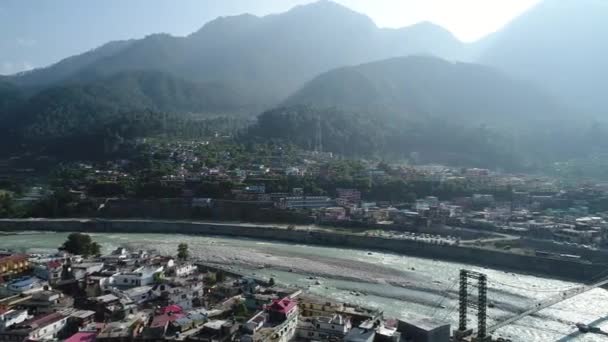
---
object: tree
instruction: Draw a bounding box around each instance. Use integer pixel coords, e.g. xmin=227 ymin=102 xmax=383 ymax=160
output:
xmin=268 ymin=277 xmax=276 ymax=286
xmin=177 ymin=243 xmax=189 ymax=260
xmin=60 ymin=233 xmax=102 ymax=257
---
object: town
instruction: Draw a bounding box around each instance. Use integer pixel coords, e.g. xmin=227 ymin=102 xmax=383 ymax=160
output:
xmin=0 ymin=234 xmax=454 ymax=342
xmin=2 ymin=139 xmax=608 ymax=257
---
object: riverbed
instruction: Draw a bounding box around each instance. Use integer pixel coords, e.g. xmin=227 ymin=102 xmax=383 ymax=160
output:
xmin=1 ymin=231 xmax=607 ymax=341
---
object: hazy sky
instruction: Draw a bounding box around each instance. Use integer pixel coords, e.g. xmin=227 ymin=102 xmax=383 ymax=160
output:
xmin=0 ymin=0 xmax=541 ymax=75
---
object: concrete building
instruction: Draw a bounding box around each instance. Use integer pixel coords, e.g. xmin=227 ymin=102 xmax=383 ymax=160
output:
xmin=113 ymin=265 xmax=163 ymax=287
xmin=276 ymin=196 xmax=333 ymax=210
xmin=0 ymin=312 xmax=68 ymax=341
xmin=0 ymin=254 xmax=30 ymax=278
xmin=0 ymin=309 xmax=28 ymax=331
xmin=296 ymin=314 xmax=351 ymax=341
xmin=397 ymin=315 xmax=450 ymax=342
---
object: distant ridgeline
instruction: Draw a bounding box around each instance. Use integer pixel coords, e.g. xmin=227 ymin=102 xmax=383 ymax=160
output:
xmin=1 ymin=0 xmax=608 ymax=170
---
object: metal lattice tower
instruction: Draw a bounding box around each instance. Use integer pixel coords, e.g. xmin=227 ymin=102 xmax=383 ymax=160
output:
xmin=457 ymin=269 xmax=488 ymax=340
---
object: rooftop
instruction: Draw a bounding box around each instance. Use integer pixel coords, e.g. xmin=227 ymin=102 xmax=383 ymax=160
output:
xmin=65 ymin=332 xmax=97 ymax=342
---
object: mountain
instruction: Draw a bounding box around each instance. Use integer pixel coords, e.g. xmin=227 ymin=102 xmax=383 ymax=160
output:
xmin=284 ymin=56 xmax=566 ymax=125
xmin=0 ymin=70 xmax=250 ymax=156
xmin=5 ymin=0 xmax=466 ymax=107
xmin=478 ymin=0 xmax=608 ymax=116
xmin=0 ymin=81 xmax=23 ymax=117
xmin=9 ymin=40 xmax=135 ymax=90
xmin=249 ymin=56 xmax=600 ymax=169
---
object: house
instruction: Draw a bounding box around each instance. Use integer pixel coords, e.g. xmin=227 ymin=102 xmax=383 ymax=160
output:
xmin=268 ymin=297 xmax=298 ymax=323
xmin=96 ymin=312 xmax=149 ymax=342
xmin=70 ymin=262 xmax=104 ymax=280
xmin=6 ymin=276 xmax=47 ymax=294
xmin=0 ymin=309 xmax=28 ymax=331
xmin=22 ymin=290 xmax=74 ymax=315
xmin=165 ymin=261 xmax=197 ymax=278
xmin=171 ymin=312 xmax=206 ymax=333
xmin=67 ymin=310 xmax=96 ymax=329
xmin=190 ymin=319 xmax=238 ymax=342
xmin=242 ymin=311 xmax=266 ymax=335
xmin=33 ymin=260 xmax=64 ymax=283
xmin=0 ymin=312 xmax=68 ymax=341
xmin=0 ymin=254 xmax=30 ymax=277
xmin=142 ymin=311 xmax=185 ymax=340
xmin=65 ymin=331 xmax=97 ymax=342
xmin=113 ymin=265 xmax=163 ymax=287
xmin=123 ymin=285 xmax=154 ymax=305
xmin=276 ymin=196 xmax=334 ymax=210
xmin=344 ymin=327 xmax=375 ymax=342
xmin=296 ymin=314 xmax=352 ymax=341
xmin=298 ymin=297 xmax=344 ymax=317
xmin=151 ymin=281 xmax=203 ymax=310
xmin=397 ymin=315 xmax=450 ymax=342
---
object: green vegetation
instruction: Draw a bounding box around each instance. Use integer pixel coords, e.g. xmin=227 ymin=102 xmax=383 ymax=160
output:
xmin=177 ymin=243 xmax=189 ymax=260
xmin=60 ymin=233 xmax=102 ymax=257
xmin=0 ymin=71 xmax=250 ymax=158
xmin=247 ymin=105 xmax=524 ymax=170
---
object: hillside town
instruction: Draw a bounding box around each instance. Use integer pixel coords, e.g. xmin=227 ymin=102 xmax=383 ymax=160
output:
xmin=0 ymin=238 xmax=455 ymax=342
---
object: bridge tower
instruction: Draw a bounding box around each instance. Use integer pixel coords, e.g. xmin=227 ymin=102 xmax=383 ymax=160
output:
xmin=455 ymin=269 xmax=489 ymax=341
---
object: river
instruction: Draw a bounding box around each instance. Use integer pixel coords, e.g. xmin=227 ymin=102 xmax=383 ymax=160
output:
xmin=1 ymin=231 xmax=607 ymax=342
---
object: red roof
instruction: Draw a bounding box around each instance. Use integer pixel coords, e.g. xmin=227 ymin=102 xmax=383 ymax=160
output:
xmin=151 ymin=313 xmax=185 ymax=328
xmin=161 ymin=305 xmax=182 ymax=314
xmin=0 ymin=254 xmax=28 ymax=263
xmin=269 ymin=297 xmax=297 ymax=314
xmin=65 ymin=332 xmax=96 ymax=342
xmin=47 ymin=260 xmax=63 ymax=269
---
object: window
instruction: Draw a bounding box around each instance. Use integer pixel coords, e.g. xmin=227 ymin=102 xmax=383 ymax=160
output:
xmin=308 ymin=332 xmax=314 ymax=337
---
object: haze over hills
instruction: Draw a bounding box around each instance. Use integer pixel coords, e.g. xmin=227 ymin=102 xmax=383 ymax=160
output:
xmin=284 ymin=56 xmax=566 ymax=125
xmin=479 ymin=0 xmax=608 ymax=116
xmin=1 ymin=0 xmax=607 ymax=168
xmin=248 ymin=56 xmax=590 ymax=169
xmin=3 ymin=0 xmax=466 ymax=107
xmin=0 ymin=70 xmax=251 ymax=156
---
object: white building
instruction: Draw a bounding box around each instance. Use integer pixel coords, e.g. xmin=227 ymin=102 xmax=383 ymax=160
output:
xmin=296 ymin=314 xmax=352 ymax=341
xmin=0 ymin=309 xmax=28 ymax=331
xmin=113 ymin=265 xmax=163 ymax=287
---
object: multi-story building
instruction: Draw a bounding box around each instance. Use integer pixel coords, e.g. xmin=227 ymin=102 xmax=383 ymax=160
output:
xmin=0 ymin=312 xmax=68 ymax=341
xmin=0 ymin=254 xmax=30 ymax=278
xmin=296 ymin=314 xmax=352 ymax=341
xmin=0 ymin=309 xmax=28 ymax=331
xmin=276 ymin=196 xmax=333 ymax=210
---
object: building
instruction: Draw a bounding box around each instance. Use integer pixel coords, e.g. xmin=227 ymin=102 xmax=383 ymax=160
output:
xmin=189 ymin=319 xmax=238 ymax=342
xmin=166 ymin=261 xmax=197 ymax=278
xmin=268 ymin=297 xmax=298 ymax=324
xmin=33 ymin=260 xmax=64 ymax=283
xmin=0 ymin=312 xmax=68 ymax=341
xmin=22 ymin=290 xmax=74 ymax=315
xmin=6 ymin=276 xmax=47 ymax=295
xmin=276 ymin=196 xmax=333 ymax=210
xmin=296 ymin=314 xmax=351 ymax=341
xmin=337 ymin=189 xmax=362 ymax=205
xmin=113 ymin=265 xmax=163 ymax=287
xmin=65 ymin=332 xmax=97 ymax=342
xmin=0 ymin=254 xmax=30 ymax=278
xmin=397 ymin=315 xmax=450 ymax=342
xmin=298 ymin=297 xmax=344 ymax=317
xmin=344 ymin=327 xmax=375 ymax=342
xmin=0 ymin=309 xmax=28 ymax=331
